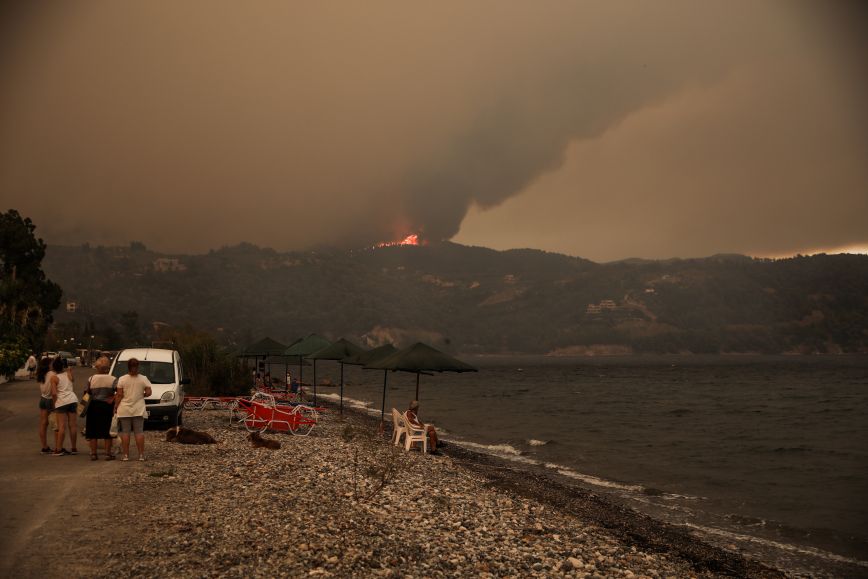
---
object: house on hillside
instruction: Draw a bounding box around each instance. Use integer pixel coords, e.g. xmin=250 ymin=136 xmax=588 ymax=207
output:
xmin=153 ymin=258 xmax=187 ymax=272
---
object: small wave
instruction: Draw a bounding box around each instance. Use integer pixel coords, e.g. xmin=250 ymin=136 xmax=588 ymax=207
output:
xmin=527 ymin=439 xmax=550 ymax=447
xmin=632 ymin=496 xmax=696 ymax=514
xmin=454 ymin=440 xmax=524 ymax=456
xmin=316 ymin=393 xmax=381 ymax=417
xmin=543 ymin=463 xmax=645 ymax=493
xmin=451 ymin=440 xmax=542 ymax=467
xmin=725 ymin=514 xmax=767 ymax=528
xmin=682 ymin=522 xmax=868 ymax=568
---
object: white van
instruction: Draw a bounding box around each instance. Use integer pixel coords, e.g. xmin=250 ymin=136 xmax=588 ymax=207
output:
xmin=109 ymin=348 xmax=188 ymax=427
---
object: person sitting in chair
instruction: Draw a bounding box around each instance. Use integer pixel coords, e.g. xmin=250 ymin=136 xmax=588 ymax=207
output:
xmin=406 ymin=400 xmax=438 ymax=453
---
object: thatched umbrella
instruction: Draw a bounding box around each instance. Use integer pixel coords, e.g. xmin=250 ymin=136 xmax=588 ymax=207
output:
xmin=283 ymin=334 xmax=332 ymax=403
xmin=343 ymin=343 xmax=398 ymax=421
xmin=364 ymin=342 xmax=477 ymax=419
xmin=309 ymin=338 xmax=366 ymax=414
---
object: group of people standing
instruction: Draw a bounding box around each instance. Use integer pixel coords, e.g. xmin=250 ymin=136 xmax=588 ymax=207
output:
xmin=36 ymin=355 xmax=153 ymax=461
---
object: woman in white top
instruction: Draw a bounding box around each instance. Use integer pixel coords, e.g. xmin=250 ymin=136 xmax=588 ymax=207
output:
xmin=114 ymin=358 xmax=152 ymax=461
xmin=36 ymin=357 xmax=54 ymax=454
xmin=49 ymin=357 xmax=79 ymax=456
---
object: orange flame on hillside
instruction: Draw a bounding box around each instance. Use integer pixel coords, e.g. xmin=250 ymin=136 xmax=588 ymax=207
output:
xmin=376 ymin=234 xmax=421 ymax=248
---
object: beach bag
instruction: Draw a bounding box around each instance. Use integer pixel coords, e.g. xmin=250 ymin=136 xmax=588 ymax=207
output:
xmin=78 ymin=392 xmax=90 ymax=418
xmin=49 ymin=411 xmax=58 ymax=432
xmin=109 ymin=415 xmax=119 ymax=437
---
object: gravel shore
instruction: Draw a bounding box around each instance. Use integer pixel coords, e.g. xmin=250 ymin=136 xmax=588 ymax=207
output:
xmin=17 ymin=403 xmax=786 ymax=578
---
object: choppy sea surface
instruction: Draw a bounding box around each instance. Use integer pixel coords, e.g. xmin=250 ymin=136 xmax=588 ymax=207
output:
xmin=311 ymin=355 xmax=868 ymax=576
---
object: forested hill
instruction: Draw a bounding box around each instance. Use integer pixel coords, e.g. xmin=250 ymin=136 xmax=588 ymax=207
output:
xmin=44 ymin=242 xmax=868 ymax=355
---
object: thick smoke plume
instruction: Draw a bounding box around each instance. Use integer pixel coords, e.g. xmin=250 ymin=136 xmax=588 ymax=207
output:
xmin=1 ymin=1 xmax=866 ymax=257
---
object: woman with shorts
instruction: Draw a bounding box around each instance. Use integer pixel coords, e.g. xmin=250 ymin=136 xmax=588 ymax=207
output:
xmin=50 ymin=357 xmax=79 ymax=456
xmin=114 ymin=358 xmax=152 ymax=461
xmin=36 ymin=357 xmax=54 ymax=453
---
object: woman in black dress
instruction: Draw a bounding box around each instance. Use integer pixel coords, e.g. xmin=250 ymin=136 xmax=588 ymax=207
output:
xmin=85 ymin=356 xmax=116 ymax=460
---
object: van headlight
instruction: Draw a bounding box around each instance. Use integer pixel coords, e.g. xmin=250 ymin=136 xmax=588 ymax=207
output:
xmin=160 ymin=391 xmax=175 ymax=403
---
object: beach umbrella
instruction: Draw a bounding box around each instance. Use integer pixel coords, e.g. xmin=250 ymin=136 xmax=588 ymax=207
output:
xmin=365 ymin=342 xmax=477 ymax=419
xmin=343 ymin=343 xmax=398 ymax=421
xmin=283 ymin=334 xmax=332 ymax=403
xmin=310 ymin=338 xmax=366 ymax=414
xmin=240 ymin=337 xmax=287 ymax=356
xmin=238 ymin=337 xmax=287 ymax=379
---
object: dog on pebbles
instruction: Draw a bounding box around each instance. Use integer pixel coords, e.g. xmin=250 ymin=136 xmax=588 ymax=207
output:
xmin=165 ymin=426 xmax=218 ymax=444
xmin=248 ymin=431 xmax=281 ymax=450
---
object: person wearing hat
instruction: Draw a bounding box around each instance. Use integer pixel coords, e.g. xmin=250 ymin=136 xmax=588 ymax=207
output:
xmin=406 ymin=400 xmax=439 ymax=453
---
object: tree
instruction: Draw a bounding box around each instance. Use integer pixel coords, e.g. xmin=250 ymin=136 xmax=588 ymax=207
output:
xmin=0 ymin=210 xmax=62 ymax=372
xmin=119 ymin=310 xmax=143 ymax=346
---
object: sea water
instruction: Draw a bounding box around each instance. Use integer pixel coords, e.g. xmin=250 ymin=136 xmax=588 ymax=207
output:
xmin=314 ymin=355 xmax=868 ymax=575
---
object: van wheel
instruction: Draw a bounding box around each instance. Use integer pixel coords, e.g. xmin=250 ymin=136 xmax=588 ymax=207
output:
xmin=169 ymin=409 xmax=180 ymax=427
xmin=177 ymin=409 xmax=183 ymax=426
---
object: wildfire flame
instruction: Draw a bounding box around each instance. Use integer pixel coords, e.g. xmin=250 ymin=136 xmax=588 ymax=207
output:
xmin=376 ymin=234 xmax=421 ymax=248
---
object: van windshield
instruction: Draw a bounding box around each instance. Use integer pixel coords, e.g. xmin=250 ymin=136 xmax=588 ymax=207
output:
xmin=112 ymin=361 xmax=176 ymax=384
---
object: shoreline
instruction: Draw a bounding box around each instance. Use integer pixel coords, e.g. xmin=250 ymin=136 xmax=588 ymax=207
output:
xmin=333 ymin=399 xmax=785 ymax=579
xmin=327 ymin=393 xmax=868 ymax=578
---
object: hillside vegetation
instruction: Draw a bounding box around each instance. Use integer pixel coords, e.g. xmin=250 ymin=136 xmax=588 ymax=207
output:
xmin=45 ymin=242 xmax=868 ymax=355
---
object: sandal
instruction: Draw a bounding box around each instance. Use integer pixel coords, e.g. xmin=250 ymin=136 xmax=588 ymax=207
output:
xmin=121 ymin=455 xmax=129 ymax=462
xmin=90 ymin=454 xmax=98 ymax=461
xmin=105 ymin=455 xmax=115 ymax=461
xmin=70 ymin=448 xmax=78 ymax=455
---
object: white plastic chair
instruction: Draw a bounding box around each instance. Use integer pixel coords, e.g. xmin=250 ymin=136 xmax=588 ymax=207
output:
xmin=403 ymin=412 xmax=428 ymax=454
xmin=391 ymin=408 xmax=408 ymax=447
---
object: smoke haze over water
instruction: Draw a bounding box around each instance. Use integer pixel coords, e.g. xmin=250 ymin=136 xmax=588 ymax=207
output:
xmin=1 ymin=1 xmax=866 ymax=260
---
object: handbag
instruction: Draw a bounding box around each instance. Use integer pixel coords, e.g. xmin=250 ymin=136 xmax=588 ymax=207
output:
xmin=109 ymin=415 xmax=119 ymax=437
xmin=78 ymin=392 xmax=90 ymax=418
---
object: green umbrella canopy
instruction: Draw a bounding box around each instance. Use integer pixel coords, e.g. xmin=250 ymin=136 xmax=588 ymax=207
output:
xmin=239 ymin=337 xmax=287 ymax=357
xmin=309 ymin=338 xmax=366 ymax=361
xmin=283 ymin=334 xmax=332 ymax=357
xmin=262 ymin=355 xmax=310 ymax=366
xmin=342 ymin=343 xmax=398 ymax=366
xmin=364 ymin=342 xmax=478 ymax=373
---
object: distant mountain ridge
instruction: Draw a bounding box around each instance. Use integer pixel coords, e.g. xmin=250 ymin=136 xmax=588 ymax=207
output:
xmin=44 ymin=242 xmax=868 ymax=355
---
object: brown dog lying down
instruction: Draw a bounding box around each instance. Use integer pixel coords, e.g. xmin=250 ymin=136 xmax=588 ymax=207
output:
xmin=165 ymin=426 xmax=218 ymax=444
xmin=248 ymin=431 xmax=281 ymax=450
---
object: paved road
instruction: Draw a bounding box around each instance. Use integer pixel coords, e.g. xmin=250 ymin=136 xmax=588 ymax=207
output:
xmin=0 ymin=368 xmax=109 ymax=575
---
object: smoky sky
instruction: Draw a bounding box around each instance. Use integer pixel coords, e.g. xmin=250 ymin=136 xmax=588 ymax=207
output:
xmin=1 ymin=1 xmax=866 ymax=260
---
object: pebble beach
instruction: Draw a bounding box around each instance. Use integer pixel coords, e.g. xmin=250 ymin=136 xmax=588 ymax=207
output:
xmin=18 ymin=404 xmax=785 ymax=578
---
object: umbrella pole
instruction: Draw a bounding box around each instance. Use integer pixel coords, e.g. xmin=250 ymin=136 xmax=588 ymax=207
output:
xmin=339 ymin=362 xmax=344 ymax=415
xmin=415 ymin=372 xmax=420 ymax=400
xmin=380 ymin=370 xmax=388 ymax=424
xmin=300 ymin=359 xmax=306 ymax=403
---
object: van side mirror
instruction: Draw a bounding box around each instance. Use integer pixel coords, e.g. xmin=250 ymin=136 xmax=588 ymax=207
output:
xmin=180 ymin=378 xmax=191 ymax=385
